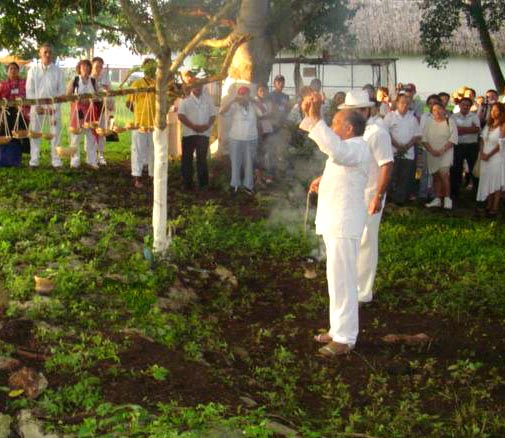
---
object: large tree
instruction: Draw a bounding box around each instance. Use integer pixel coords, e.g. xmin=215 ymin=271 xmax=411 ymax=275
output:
xmin=200 ymin=0 xmax=354 ymax=84
xmin=420 ymin=0 xmax=505 ymax=92
xmin=0 ymin=0 xmax=352 ymax=252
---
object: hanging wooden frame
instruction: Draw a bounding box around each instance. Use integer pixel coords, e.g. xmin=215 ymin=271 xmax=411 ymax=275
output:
xmin=81 ymin=96 xmax=99 ymax=130
xmin=68 ymin=100 xmax=82 ymax=135
xmin=95 ymin=96 xmax=113 ymax=137
xmin=0 ymin=101 xmax=12 ymax=144
xmin=42 ymin=99 xmax=56 ymax=141
xmin=11 ymin=99 xmax=29 ymax=139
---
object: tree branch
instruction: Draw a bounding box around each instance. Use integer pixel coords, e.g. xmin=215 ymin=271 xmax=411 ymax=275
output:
xmin=199 ymin=35 xmax=233 ymax=48
xmin=169 ymin=0 xmax=238 ymax=74
xmin=175 ymin=6 xmax=235 ymax=27
xmin=149 ymin=0 xmax=168 ymax=51
xmin=118 ymin=0 xmax=159 ymax=55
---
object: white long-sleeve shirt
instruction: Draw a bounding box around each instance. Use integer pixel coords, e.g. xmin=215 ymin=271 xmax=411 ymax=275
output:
xmin=308 ymin=120 xmax=371 ymax=239
xmin=26 ymin=63 xmax=65 ymax=100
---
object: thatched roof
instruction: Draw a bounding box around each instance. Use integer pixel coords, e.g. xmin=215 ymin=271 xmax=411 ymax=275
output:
xmin=347 ymin=0 xmax=505 ymax=57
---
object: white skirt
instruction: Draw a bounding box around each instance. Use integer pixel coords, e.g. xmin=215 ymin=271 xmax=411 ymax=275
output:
xmin=477 ymin=158 xmax=503 ymax=201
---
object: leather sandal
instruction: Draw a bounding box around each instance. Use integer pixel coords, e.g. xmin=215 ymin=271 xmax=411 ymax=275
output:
xmin=318 ymin=341 xmax=352 ymax=357
xmin=313 ymin=333 xmax=333 ymax=343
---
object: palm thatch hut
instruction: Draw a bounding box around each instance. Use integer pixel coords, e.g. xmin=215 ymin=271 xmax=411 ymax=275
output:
xmin=348 ymin=0 xmax=505 ymax=57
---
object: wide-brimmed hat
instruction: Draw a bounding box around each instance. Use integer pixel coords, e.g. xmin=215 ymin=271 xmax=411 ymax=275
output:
xmin=338 ymin=89 xmax=375 ymax=109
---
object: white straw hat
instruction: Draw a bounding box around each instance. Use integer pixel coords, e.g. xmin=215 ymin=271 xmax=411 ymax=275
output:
xmin=338 ymin=89 xmax=375 ymax=109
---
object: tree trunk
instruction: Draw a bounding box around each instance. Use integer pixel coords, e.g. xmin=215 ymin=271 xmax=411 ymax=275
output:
xmin=228 ymin=0 xmax=275 ymax=84
xmin=152 ymin=54 xmax=171 ymax=254
xmin=471 ymin=0 xmax=505 ymax=92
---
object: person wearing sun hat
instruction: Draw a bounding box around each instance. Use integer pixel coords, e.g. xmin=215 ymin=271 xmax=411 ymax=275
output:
xmin=300 ymin=90 xmax=371 ymax=357
xmin=339 ymin=90 xmax=394 ymax=305
xmin=220 ymin=85 xmax=265 ymax=195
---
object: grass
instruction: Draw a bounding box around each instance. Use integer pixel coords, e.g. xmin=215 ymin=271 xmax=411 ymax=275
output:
xmin=0 ymin=127 xmax=504 ymax=437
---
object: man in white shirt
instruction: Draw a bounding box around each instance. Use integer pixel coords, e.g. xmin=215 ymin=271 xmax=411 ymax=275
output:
xmin=26 ymin=43 xmax=65 ymax=168
xmin=384 ymin=94 xmax=422 ymax=205
xmin=450 ymin=97 xmax=480 ymax=199
xmin=339 ymin=90 xmax=394 ymax=305
xmin=302 ymin=92 xmax=371 ymax=356
xmin=178 ymin=81 xmax=217 ymax=190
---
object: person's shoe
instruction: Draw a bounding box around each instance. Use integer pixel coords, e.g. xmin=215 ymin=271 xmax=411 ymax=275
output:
xmin=425 ymin=197 xmax=441 ymax=208
xmin=313 ymin=333 xmax=332 ymax=344
xmin=243 ymin=188 xmax=255 ymax=196
xmin=318 ymin=341 xmax=353 ymax=357
xmin=443 ymin=197 xmax=453 ymax=210
xmin=98 ymin=154 xmax=107 ymax=166
xmin=229 ymin=186 xmax=238 ymax=196
xmin=133 ymin=177 xmax=143 ymax=188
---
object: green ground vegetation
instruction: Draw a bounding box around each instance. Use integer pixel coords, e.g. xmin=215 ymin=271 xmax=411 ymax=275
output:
xmin=0 ymin=126 xmax=504 ymax=437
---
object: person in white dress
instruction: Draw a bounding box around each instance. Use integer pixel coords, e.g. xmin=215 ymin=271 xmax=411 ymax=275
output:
xmin=66 ymin=59 xmax=99 ymax=169
xmin=476 ymin=102 xmax=505 ymax=217
xmin=422 ymin=102 xmax=458 ymax=209
xmin=220 ymin=86 xmax=264 ymax=195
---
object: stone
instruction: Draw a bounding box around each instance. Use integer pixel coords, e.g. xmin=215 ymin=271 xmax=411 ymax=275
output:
xmin=239 ymin=396 xmax=258 ymax=408
xmin=9 ymin=367 xmax=48 ymax=399
xmin=120 ymin=328 xmax=154 ymax=343
xmin=382 ymin=333 xmax=431 ymax=345
xmin=232 ymin=346 xmax=250 ymax=362
xmin=158 ymin=284 xmax=198 ymax=311
xmin=0 ymin=356 xmax=21 ymax=371
xmin=303 ymin=267 xmax=317 ymax=279
xmin=0 ymin=414 xmax=11 ymax=438
xmin=265 ymin=420 xmax=301 ymax=437
xmin=17 ymin=410 xmax=59 ymax=438
xmin=214 ymin=266 xmax=238 ymax=288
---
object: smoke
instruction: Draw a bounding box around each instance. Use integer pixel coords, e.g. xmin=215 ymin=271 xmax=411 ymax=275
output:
xmin=264 ymin=126 xmax=326 ymax=259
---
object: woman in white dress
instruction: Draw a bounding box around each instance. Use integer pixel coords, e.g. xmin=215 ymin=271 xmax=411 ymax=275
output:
xmin=422 ymin=102 xmax=458 ymax=209
xmin=66 ymin=60 xmax=99 ymax=169
xmin=476 ymin=102 xmax=505 ymax=217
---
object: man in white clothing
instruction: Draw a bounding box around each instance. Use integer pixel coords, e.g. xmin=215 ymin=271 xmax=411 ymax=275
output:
xmin=26 ymin=43 xmax=65 ymax=168
xmin=302 ymin=92 xmax=371 ymax=356
xmin=383 ymin=94 xmax=421 ymax=206
xmin=178 ymin=80 xmax=217 ymax=189
xmin=341 ymin=90 xmax=394 ymax=304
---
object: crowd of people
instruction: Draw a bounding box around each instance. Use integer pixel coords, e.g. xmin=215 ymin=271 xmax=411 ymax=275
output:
xmin=1 ymin=44 xmax=505 ymax=217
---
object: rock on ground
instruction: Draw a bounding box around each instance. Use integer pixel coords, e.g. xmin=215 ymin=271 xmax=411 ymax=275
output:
xmin=9 ymin=367 xmax=48 ymax=399
xmin=17 ymin=410 xmax=59 ymax=438
xmin=0 ymin=414 xmax=12 ymax=438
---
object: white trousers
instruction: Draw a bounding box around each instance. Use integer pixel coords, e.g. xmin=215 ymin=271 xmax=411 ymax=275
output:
xmin=29 ymin=109 xmax=62 ymax=167
xmin=229 ymin=139 xmax=257 ymax=190
xmin=323 ymin=235 xmax=359 ymax=346
xmin=357 ymin=208 xmax=383 ymax=303
xmin=131 ymin=130 xmax=154 ymax=177
xmin=70 ymin=128 xmax=97 ymax=168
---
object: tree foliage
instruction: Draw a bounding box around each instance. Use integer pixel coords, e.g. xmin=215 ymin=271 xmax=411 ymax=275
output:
xmin=0 ymin=0 xmax=123 ymax=57
xmin=420 ymin=0 xmax=505 ymax=68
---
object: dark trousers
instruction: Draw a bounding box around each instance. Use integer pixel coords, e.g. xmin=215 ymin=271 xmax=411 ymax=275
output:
xmin=181 ymin=135 xmax=209 ymax=188
xmin=389 ymin=157 xmax=416 ymax=204
xmin=450 ymin=142 xmax=479 ymax=198
xmin=0 ymin=140 xmax=22 ymax=167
